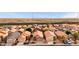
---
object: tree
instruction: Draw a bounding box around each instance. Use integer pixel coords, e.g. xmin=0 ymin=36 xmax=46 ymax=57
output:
xmin=65 ymin=30 xmax=71 ymax=35
xmin=25 ymin=28 xmax=32 ymax=33
xmin=72 ymin=32 xmax=79 ymax=44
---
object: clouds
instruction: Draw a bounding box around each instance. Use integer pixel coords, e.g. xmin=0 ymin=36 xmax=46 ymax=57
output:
xmin=61 ymin=13 xmax=79 ymax=18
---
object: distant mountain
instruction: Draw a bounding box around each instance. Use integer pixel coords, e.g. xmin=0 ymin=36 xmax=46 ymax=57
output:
xmin=0 ymin=18 xmax=79 ymax=23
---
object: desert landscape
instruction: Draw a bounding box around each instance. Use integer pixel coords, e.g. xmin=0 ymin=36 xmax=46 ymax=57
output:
xmin=0 ymin=18 xmax=79 ymax=46
xmin=0 ymin=18 xmax=78 ymax=23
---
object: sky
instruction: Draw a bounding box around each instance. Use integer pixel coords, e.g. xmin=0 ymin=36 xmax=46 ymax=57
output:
xmin=0 ymin=12 xmax=78 ymax=18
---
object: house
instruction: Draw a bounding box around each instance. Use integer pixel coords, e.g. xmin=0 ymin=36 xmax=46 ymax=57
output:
xmin=5 ymin=31 xmax=20 ymax=46
xmin=18 ymin=31 xmax=31 ymax=44
xmin=44 ymin=30 xmax=56 ymax=44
